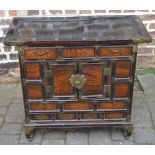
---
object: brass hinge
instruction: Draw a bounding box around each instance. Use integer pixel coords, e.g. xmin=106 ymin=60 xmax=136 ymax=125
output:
xmin=103 ymin=85 xmax=111 ymax=95
xmin=104 ymin=68 xmax=111 ymax=76
xmin=44 ymin=70 xmax=51 ymax=78
xmin=45 ymin=86 xmax=53 ymax=93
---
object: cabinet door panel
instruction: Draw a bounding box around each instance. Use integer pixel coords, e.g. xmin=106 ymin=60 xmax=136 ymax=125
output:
xmin=25 ymin=62 xmax=41 ymax=79
xmin=27 ymin=84 xmax=43 ymax=100
xmin=81 ymin=63 xmax=103 ymax=96
xmin=114 ymin=82 xmax=129 ymax=98
xmin=53 ymin=63 xmax=76 ymax=97
xmin=115 ymin=60 xmax=131 ymax=78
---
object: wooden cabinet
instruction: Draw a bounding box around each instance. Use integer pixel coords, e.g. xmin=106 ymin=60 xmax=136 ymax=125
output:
xmin=3 ymin=16 xmax=152 ymax=141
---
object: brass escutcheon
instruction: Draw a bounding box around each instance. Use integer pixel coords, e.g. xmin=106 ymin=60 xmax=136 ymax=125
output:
xmin=69 ymin=74 xmax=86 ymax=89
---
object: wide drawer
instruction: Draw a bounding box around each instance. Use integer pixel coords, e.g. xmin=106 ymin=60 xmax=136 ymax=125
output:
xmin=23 ymin=47 xmax=95 ymax=59
xmin=98 ymin=46 xmax=132 ymax=57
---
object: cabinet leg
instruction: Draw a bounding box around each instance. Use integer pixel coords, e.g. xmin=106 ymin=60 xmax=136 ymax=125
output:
xmin=24 ymin=127 xmax=35 ymax=142
xmin=121 ymin=124 xmax=133 ymax=140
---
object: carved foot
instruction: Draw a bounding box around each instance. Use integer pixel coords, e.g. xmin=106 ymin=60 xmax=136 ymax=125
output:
xmin=121 ymin=124 xmax=133 ymax=140
xmin=24 ymin=127 xmax=35 ymax=142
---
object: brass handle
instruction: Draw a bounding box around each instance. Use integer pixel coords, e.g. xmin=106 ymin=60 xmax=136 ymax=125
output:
xmin=111 ymin=48 xmax=121 ymax=53
xmin=69 ymin=74 xmax=86 ymax=89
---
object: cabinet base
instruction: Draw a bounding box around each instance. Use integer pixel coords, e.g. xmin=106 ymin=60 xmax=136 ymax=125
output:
xmin=24 ymin=121 xmax=133 ymax=142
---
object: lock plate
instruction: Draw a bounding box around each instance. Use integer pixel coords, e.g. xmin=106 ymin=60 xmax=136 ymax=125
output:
xmin=69 ymin=74 xmax=86 ymax=89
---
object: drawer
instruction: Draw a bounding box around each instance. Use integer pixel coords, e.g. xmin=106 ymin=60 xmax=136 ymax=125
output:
xmin=24 ymin=48 xmax=57 ymax=59
xmin=61 ymin=48 xmax=95 ymax=59
xmin=104 ymin=112 xmax=126 ymax=120
xmin=97 ymin=101 xmax=127 ymax=111
xmin=98 ymin=47 xmax=132 ymax=57
xmin=63 ymin=101 xmax=93 ymax=111
xmin=30 ymin=103 xmax=59 ymax=112
xmin=31 ymin=114 xmax=51 ymax=121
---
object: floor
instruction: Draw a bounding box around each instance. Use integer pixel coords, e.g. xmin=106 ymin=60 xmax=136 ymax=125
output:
xmin=0 ymin=73 xmax=155 ymax=145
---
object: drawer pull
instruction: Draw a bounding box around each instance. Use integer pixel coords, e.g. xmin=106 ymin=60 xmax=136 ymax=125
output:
xmin=111 ymin=49 xmax=121 ymax=53
xmin=69 ymin=74 xmax=86 ymax=89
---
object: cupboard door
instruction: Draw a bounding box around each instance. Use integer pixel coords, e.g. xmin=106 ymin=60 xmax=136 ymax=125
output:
xmin=79 ymin=62 xmax=105 ymax=98
xmin=52 ymin=63 xmax=77 ymax=98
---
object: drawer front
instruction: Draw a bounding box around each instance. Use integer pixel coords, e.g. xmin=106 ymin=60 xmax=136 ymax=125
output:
xmin=61 ymin=48 xmax=95 ymax=59
xmin=24 ymin=48 xmax=57 ymax=59
xmin=98 ymin=47 xmax=132 ymax=57
xmin=29 ymin=101 xmax=128 ymax=122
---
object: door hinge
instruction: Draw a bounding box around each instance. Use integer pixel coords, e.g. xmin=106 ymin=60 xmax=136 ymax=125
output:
xmin=44 ymin=70 xmax=51 ymax=78
xmin=104 ymin=68 xmax=111 ymax=76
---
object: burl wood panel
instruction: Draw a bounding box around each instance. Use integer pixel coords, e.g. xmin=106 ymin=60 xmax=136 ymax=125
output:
xmin=61 ymin=48 xmax=95 ymax=58
xmin=27 ymin=85 xmax=43 ymax=99
xmin=97 ymin=101 xmax=127 ymax=110
xmin=53 ymin=65 xmax=75 ymax=96
xmin=82 ymin=113 xmax=98 ymax=119
xmin=82 ymin=64 xmax=103 ymax=95
xmin=98 ymin=47 xmax=131 ymax=57
xmin=105 ymin=112 xmax=125 ymax=119
xmin=115 ymin=60 xmax=131 ymax=78
xmin=114 ymin=82 xmax=129 ymax=98
xmin=30 ymin=103 xmax=58 ymax=111
xmin=24 ymin=48 xmax=57 ymax=59
xmin=64 ymin=102 xmax=92 ymax=110
xmin=31 ymin=114 xmax=51 ymax=120
xmin=25 ymin=62 xmax=41 ymax=79
xmin=57 ymin=113 xmax=76 ymax=120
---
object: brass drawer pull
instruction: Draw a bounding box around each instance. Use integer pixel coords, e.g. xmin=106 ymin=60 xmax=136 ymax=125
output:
xmin=69 ymin=74 xmax=86 ymax=89
xmin=111 ymin=49 xmax=121 ymax=53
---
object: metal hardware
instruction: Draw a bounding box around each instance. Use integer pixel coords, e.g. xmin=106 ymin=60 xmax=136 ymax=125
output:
xmin=45 ymin=86 xmax=53 ymax=93
xmin=69 ymin=74 xmax=86 ymax=89
xmin=44 ymin=70 xmax=51 ymax=78
xmin=104 ymin=68 xmax=111 ymax=76
xmin=111 ymin=49 xmax=121 ymax=53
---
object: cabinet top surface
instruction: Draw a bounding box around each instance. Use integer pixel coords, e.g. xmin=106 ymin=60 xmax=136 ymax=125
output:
xmin=3 ymin=15 xmax=152 ymax=46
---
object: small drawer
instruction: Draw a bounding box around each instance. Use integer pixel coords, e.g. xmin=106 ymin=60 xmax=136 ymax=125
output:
xmin=82 ymin=113 xmax=99 ymax=119
xmin=25 ymin=62 xmax=41 ymax=79
xmin=98 ymin=47 xmax=132 ymax=57
xmin=56 ymin=113 xmax=76 ymax=120
xmin=63 ymin=102 xmax=93 ymax=111
xmin=26 ymin=84 xmax=43 ymax=100
xmin=104 ymin=112 xmax=126 ymax=119
xmin=30 ymin=103 xmax=58 ymax=111
xmin=97 ymin=101 xmax=127 ymax=111
xmin=31 ymin=114 xmax=51 ymax=120
xmin=24 ymin=48 xmax=57 ymax=59
xmin=61 ymin=48 xmax=95 ymax=59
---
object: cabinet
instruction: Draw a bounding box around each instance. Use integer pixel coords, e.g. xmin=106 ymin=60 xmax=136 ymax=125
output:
xmin=3 ymin=16 xmax=152 ymax=141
